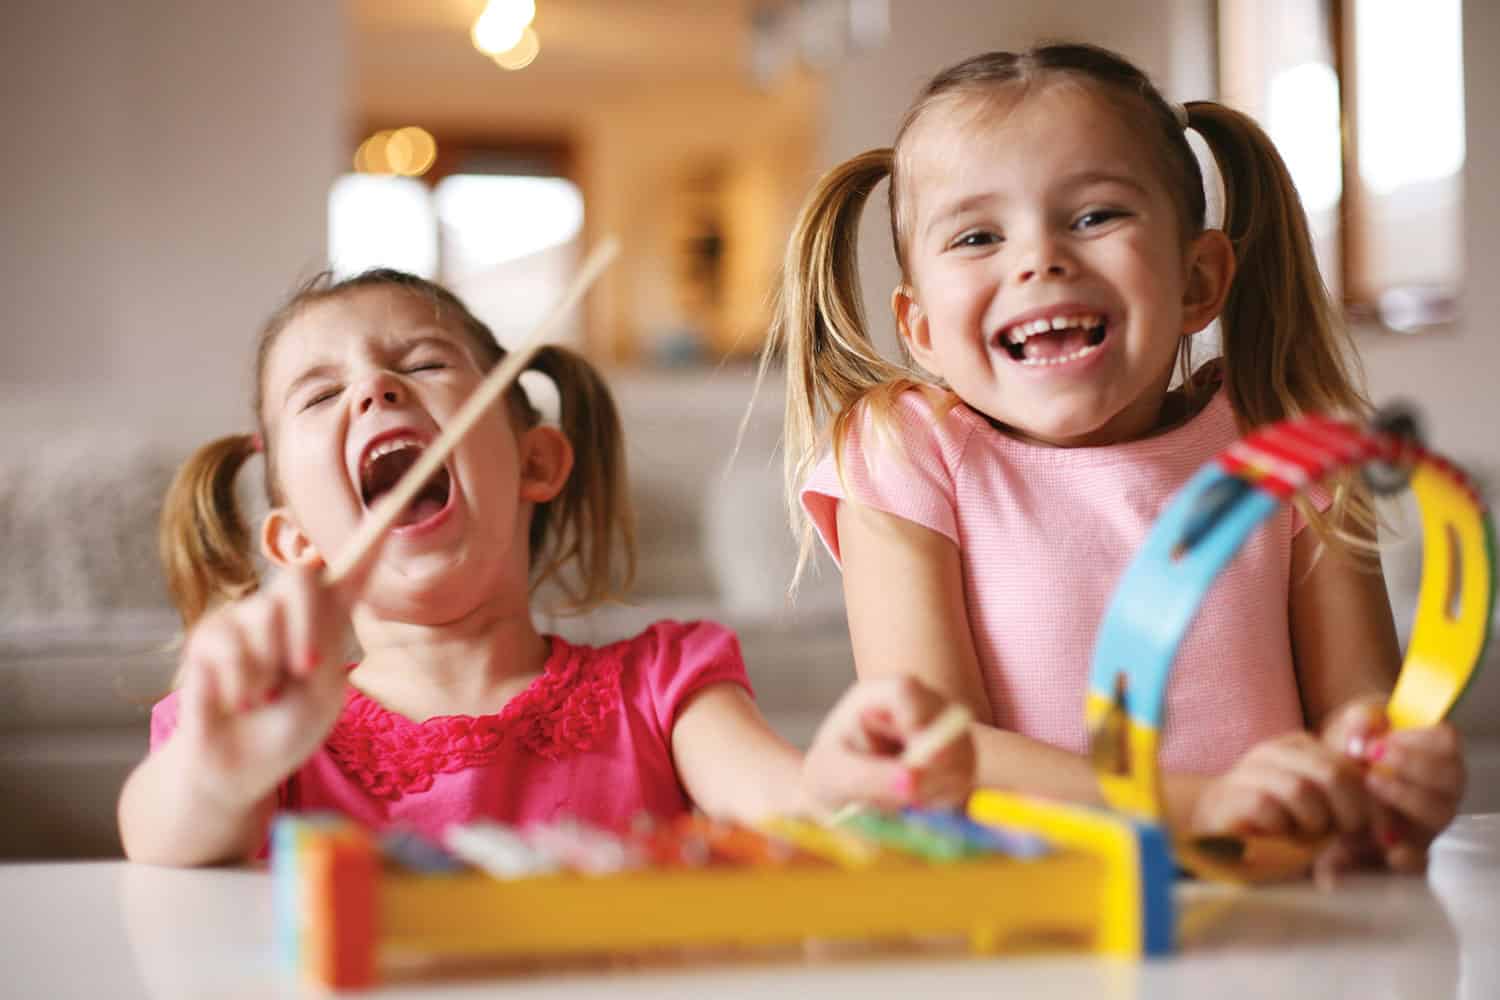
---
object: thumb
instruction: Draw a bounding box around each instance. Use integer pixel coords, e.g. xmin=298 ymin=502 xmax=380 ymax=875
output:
xmin=1323 ymin=694 xmax=1389 ymax=758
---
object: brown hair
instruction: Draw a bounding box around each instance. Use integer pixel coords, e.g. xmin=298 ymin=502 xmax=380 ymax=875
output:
xmin=762 ymin=43 xmax=1373 ymax=584
xmin=159 ymin=269 xmax=635 ymax=629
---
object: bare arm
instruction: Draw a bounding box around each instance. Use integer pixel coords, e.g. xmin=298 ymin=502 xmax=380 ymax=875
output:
xmin=671 ymin=677 xmax=976 ymax=823
xmin=836 ymin=499 xmax=1211 ymax=828
xmin=671 ymin=684 xmax=811 ymax=822
xmin=118 ymin=734 xmax=276 ymax=866
xmin=1288 ymin=523 xmax=1402 ymax=731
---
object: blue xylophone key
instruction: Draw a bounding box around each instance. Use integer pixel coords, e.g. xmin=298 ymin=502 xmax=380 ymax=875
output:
xmin=379 ymin=827 xmax=467 ymax=873
xmin=901 ymin=808 xmax=1051 ymax=859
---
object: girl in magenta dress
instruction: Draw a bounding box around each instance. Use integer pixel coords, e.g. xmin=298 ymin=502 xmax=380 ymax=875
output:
xmin=120 ymin=269 xmax=971 ymax=865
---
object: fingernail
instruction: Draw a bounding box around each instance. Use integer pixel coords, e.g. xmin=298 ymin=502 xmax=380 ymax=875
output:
xmin=1366 ymin=738 xmax=1387 ymax=763
xmin=890 ymin=769 xmax=917 ymax=802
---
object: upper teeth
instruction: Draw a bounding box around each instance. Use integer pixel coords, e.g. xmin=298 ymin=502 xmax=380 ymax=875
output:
xmin=1003 ymin=313 xmax=1104 ymax=345
xmin=362 ymin=436 xmax=424 ymax=476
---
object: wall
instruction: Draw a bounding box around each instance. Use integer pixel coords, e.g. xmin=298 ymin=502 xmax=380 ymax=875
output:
xmin=1358 ymin=0 xmax=1500 ymax=737
xmin=0 ymin=0 xmax=347 ymax=439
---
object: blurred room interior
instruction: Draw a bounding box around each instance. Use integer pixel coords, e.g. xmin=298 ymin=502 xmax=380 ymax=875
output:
xmin=2 ymin=0 xmax=1497 ymax=858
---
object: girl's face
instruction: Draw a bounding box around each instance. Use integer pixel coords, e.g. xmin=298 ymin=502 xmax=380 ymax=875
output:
xmin=895 ymin=83 xmax=1229 ymax=448
xmin=258 ymin=286 xmax=568 ymax=624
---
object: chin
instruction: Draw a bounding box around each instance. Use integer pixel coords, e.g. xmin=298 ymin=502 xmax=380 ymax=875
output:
xmin=369 ymin=557 xmax=485 ymax=619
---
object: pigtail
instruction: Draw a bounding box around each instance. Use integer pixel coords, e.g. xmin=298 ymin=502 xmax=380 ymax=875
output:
xmin=1186 ymin=101 xmax=1378 ymax=553
xmin=761 ymin=148 xmax=921 ymax=587
xmin=158 ymin=434 xmax=261 ymax=632
xmin=525 ymin=344 xmax=636 ymax=611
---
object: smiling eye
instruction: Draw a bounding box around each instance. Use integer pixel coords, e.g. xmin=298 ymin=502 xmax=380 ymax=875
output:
xmin=1074 ymin=210 xmax=1126 ymax=231
xmin=952 ymin=230 xmax=1002 ymax=249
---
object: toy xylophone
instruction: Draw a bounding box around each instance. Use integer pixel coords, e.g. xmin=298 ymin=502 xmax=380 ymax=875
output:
xmin=274 ymin=802 xmax=1173 ymax=990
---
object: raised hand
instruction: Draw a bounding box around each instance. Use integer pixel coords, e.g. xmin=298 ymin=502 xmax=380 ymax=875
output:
xmin=172 ymin=562 xmax=361 ymax=807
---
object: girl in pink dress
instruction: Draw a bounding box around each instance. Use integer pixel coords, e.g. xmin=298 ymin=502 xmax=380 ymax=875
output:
xmin=768 ymin=43 xmax=1463 ymax=873
xmin=120 ymin=269 xmax=971 ymax=866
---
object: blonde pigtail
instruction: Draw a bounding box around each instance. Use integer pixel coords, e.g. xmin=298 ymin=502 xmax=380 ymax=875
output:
xmin=158 ymin=434 xmax=261 ymax=633
xmin=1186 ymin=101 xmax=1378 ymax=554
xmin=762 ymin=148 xmax=924 ymax=588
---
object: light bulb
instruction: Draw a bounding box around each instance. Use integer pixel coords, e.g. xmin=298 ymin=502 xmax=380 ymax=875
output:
xmin=471 ymin=0 xmax=536 ymax=57
xmin=494 ymin=27 xmax=541 ymax=71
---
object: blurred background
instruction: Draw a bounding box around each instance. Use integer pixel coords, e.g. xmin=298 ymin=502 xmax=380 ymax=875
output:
xmin=1 ymin=0 xmax=1495 ymax=858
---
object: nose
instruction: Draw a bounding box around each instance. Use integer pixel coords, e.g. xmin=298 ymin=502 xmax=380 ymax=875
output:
xmin=355 ymin=372 xmax=407 ymax=415
xmin=1014 ymin=231 xmax=1073 ymax=284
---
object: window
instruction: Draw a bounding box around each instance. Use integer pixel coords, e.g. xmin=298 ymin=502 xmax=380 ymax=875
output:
xmin=1218 ymin=0 xmax=1465 ymax=332
xmin=328 ymin=135 xmax=585 ymax=350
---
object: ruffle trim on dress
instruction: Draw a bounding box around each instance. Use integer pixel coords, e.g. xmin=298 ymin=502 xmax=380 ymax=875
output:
xmin=323 ymin=636 xmax=623 ymax=799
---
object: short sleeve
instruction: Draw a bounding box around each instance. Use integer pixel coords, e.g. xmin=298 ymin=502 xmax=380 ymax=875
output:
xmin=1290 ymin=481 xmax=1336 ymax=535
xmin=149 ymin=690 xmax=183 ymax=751
xmin=800 ymin=390 xmax=969 ymax=564
xmin=633 ymin=620 xmax=754 ymax=737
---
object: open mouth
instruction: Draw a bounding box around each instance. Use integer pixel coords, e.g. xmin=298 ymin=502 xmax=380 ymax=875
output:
xmin=359 ymin=435 xmax=452 ymax=528
xmin=998 ymin=313 xmax=1108 ymax=367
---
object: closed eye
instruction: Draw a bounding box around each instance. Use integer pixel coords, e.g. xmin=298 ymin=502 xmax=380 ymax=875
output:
xmin=301 ymin=387 xmax=341 ymax=411
xmin=403 ymin=362 xmax=447 ymax=374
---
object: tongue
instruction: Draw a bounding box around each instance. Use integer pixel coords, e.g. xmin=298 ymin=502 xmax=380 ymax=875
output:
xmin=395 ymin=496 xmax=445 ymax=528
xmin=1022 ymin=328 xmax=1094 ymax=361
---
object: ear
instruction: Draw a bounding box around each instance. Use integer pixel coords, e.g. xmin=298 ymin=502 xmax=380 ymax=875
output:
xmin=261 ymin=507 xmax=324 ymax=569
xmin=517 ymin=424 xmax=574 ymax=504
xmin=892 ymin=284 xmax=938 ymax=370
xmin=1181 ymin=228 xmax=1236 ymax=336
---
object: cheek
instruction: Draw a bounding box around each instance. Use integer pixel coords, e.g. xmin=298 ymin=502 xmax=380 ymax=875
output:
xmin=277 ymin=427 xmax=354 ymax=520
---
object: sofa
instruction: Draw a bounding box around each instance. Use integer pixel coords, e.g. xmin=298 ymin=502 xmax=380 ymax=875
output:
xmin=2 ymin=368 xmax=1495 ymax=859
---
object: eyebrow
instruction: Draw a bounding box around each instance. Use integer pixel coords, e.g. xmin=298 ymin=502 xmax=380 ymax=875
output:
xmin=1057 ymin=170 xmax=1153 ymax=198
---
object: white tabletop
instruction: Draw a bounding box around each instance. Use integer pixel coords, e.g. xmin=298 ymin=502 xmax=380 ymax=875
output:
xmin=5 ymin=814 xmax=1499 ymax=999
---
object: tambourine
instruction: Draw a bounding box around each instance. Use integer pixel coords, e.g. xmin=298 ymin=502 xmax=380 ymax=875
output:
xmin=1086 ymin=407 xmax=1494 ymax=881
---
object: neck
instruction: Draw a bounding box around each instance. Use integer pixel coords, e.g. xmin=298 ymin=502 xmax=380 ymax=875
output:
xmin=349 ymin=596 xmax=551 ymax=719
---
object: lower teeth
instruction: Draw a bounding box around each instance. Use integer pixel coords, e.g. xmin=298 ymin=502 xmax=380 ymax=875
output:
xmin=1018 ymin=342 xmax=1101 ymax=367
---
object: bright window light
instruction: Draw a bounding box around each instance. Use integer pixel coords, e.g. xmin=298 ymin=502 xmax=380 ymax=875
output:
xmin=1356 ymin=0 xmax=1465 ymax=194
xmin=327 ymin=174 xmax=439 ymax=279
xmin=1268 ymin=62 xmax=1343 ymax=213
xmin=433 ymin=175 xmax=584 ymax=282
